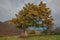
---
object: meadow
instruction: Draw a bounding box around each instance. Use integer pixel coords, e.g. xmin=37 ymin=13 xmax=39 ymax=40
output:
xmin=0 ymin=35 xmax=60 ymax=40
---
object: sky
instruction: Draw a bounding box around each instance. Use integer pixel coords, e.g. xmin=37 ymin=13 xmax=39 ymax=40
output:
xmin=0 ymin=0 xmax=60 ymax=26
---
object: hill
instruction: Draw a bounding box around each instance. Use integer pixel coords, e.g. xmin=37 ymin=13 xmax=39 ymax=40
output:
xmin=0 ymin=21 xmax=20 ymax=36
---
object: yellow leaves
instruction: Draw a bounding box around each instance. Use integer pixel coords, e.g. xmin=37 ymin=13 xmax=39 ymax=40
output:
xmin=44 ymin=19 xmax=51 ymax=23
xmin=47 ymin=10 xmax=51 ymax=15
xmin=10 ymin=1 xmax=54 ymax=28
xmin=39 ymin=1 xmax=46 ymax=9
xmin=34 ymin=11 xmax=39 ymax=16
xmin=39 ymin=1 xmax=51 ymax=14
xmin=49 ymin=23 xmax=54 ymax=26
xmin=39 ymin=1 xmax=46 ymax=7
xmin=26 ymin=4 xmax=34 ymax=10
xmin=39 ymin=7 xmax=50 ymax=13
xmin=27 ymin=10 xmax=39 ymax=16
xmin=25 ymin=3 xmax=38 ymax=11
xmin=12 ymin=18 xmax=17 ymax=22
xmin=25 ymin=23 xmax=31 ymax=26
xmin=43 ymin=19 xmax=54 ymax=27
xmin=43 ymin=16 xmax=48 ymax=19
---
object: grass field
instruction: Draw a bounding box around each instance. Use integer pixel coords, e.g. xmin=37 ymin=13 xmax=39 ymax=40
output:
xmin=0 ymin=35 xmax=60 ymax=40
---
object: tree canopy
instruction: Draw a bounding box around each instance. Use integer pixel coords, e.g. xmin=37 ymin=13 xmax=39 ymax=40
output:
xmin=10 ymin=1 xmax=54 ymax=29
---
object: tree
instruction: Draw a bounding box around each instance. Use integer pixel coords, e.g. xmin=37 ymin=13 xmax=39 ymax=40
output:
xmin=10 ymin=1 xmax=54 ymax=37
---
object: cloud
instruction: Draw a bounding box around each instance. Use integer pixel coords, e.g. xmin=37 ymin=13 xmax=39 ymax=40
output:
xmin=0 ymin=0 xmax=60 ymax=26
xmin=0 ymin=0 xmax=25 ymax=21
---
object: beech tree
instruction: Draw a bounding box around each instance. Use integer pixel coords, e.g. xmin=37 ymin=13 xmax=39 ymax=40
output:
xmin=9 ymin=1 xmax=54 ymax=36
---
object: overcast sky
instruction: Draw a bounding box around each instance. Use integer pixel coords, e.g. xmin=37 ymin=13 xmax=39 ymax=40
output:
xmin=0 ymin=0 xmax=60 ymax=26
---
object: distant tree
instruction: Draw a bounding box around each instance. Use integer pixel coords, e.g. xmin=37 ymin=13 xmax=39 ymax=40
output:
xmin=55 ymin=27 xmax=60 ymax=34
xmin=10 ymin=1 xmax=54 ymax=37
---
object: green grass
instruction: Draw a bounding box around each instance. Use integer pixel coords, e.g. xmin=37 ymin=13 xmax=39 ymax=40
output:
xmin=0 ymin=35 xmax=60 ymax=40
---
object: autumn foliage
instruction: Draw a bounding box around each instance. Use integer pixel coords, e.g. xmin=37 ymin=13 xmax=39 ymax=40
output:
xmin=10 ymin=1 xmax=54 ymax=29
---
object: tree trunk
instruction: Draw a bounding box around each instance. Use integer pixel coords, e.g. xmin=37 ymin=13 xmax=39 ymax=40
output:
xmin=19 ymin=28 xmax=28 ymax=38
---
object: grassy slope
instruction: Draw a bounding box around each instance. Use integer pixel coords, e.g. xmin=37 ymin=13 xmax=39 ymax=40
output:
xmin=0 ymin=35 xmax=60 ymax=40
